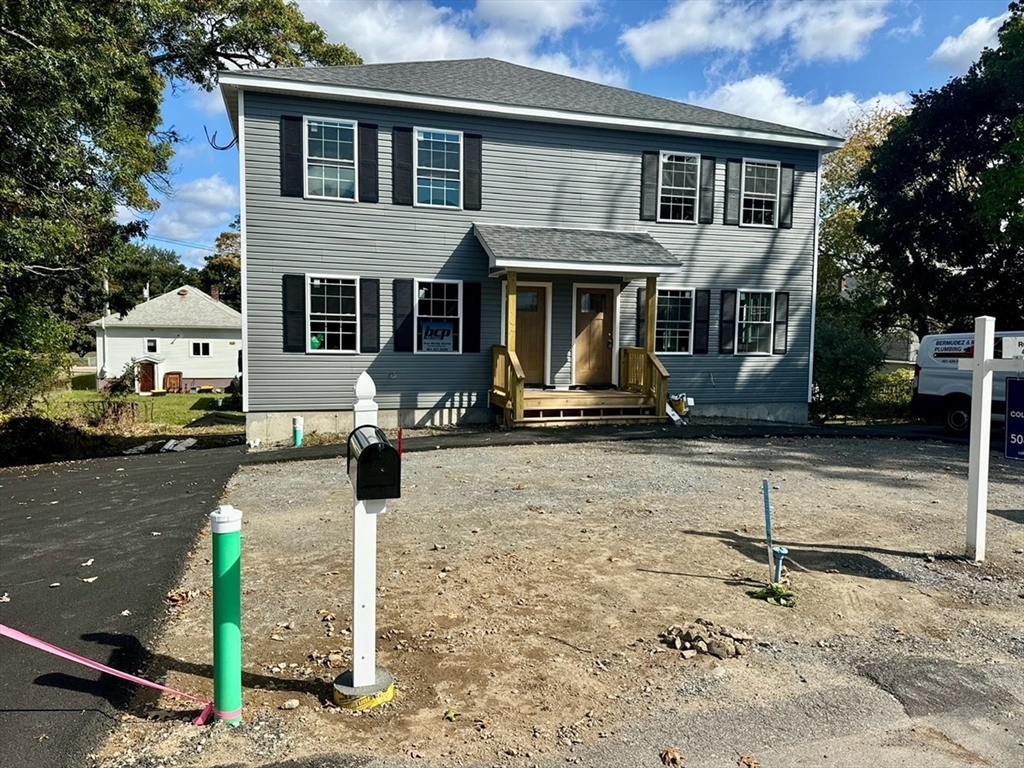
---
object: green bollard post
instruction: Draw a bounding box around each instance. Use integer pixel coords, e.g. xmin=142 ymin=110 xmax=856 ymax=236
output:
xmin=211 ymin=504 xmax=243 ymax=725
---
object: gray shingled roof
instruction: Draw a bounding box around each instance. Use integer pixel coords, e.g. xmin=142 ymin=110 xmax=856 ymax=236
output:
xmin=89 ymin=286 xmax=241 ymax=329
xmin=229 ymin=58 xmax=838 ymax=142
xmin=474 ymin=224 xmax=680 ymax=269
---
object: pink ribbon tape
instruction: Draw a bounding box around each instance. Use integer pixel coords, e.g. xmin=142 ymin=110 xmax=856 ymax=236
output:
xmin=0 ymin=623 xmax=214 ymax=726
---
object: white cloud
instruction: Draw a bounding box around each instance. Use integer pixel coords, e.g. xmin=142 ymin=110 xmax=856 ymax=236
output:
xmin=297 ymin=0 xmax=626 ymax=86
xmin=690 ymin=75 xmax=909 ymax=136
xmin=888 ymin=15 xmax=922 ymax=40
xmin=189 ymin=87 xmax=228 ymax=117
xmin=620 ymin=0 xmax=889 ymax=68
xmin=148 ymin=174 xmax=238 ymax=244
xmin=929 ymin=12 xmax=1009 ymax=73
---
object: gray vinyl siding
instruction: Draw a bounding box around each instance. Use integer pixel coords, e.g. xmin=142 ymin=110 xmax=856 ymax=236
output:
xmin=242 ymin=91 xmax=819 ymax=413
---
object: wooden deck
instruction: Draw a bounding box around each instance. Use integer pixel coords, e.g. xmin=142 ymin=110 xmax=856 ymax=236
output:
xmin=491 ymin=387 xmax=664 ymax=426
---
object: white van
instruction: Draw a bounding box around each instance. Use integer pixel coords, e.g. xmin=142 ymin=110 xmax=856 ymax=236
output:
xmin=911 ymin=331 xmax=1024 ymax=433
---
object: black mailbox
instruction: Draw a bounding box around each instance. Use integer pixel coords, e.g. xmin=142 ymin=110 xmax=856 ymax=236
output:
xmin=347 ymin=426 xmax=401 ymax=500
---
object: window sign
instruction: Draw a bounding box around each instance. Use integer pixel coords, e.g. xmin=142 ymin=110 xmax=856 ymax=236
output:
xmin=421 ymin=320 xmax=454 ymax=352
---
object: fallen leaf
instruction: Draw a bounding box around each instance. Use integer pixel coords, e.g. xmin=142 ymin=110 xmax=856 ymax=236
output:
xmin=660 ymin=747 xmax=685 ymax=766
xmin=443 ymin=708 xmax=460 ymax=722
xmin=49 ymin=583 xmax=60 ymax=588
xmin=81 ymin=577 xmax=98 ymax=583
xmin=738 ymin=757 xmax=761 ymax=768
xmin=81 ymin=558 xmax=94 ymax=567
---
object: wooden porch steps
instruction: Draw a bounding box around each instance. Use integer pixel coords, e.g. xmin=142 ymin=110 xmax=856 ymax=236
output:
xmin=493 ymin=387 xmax=667 ymax=427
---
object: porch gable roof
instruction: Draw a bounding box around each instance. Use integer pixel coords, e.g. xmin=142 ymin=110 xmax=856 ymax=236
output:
xmin=474 ymin=224 xmax=680 ymax=277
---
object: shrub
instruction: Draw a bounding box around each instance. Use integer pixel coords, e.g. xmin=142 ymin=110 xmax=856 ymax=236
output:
xmin=860 ymin=368 xmax=915 ymax=421
xmin=811 ymin=318 xmax=886 ymax=423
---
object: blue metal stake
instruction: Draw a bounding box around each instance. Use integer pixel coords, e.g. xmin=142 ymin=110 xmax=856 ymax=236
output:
xmin=772 ymin=546 xmax=789 ymax=583
xmin=763 ymin=479 xmax=776 ymax=580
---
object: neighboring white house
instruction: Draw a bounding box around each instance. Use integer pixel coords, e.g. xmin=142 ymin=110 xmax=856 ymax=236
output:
xmin=90 ymin=286 xmax=242 ymax=392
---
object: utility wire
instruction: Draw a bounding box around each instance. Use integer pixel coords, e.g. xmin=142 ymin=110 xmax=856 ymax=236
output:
xmin=147 ymin=235 xmax=217 ymax=252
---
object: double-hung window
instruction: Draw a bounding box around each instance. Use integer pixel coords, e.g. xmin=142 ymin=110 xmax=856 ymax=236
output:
xmin=736 ymin=290 xmax=774 ymax=354
xmin=656 ymin=289 xmax=694 ymax=353
xmin=415 ymin=128 xmax=462 ymax=208
xmin=307 ymin=275 xmax=358 ymax=353
xmin=305 ymin=117 xmax=357 ymax=200
xmin=658 ymin=153 xmax=699 ymax=223
xmin=415 ymin=280 xmax=462 ymax=353
xmin=741 ymin=159 xmax=779 ymax=227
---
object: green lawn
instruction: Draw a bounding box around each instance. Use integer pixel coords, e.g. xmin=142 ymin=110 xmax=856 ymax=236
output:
xmin=39 ymin=390 xmax=244 ymax=430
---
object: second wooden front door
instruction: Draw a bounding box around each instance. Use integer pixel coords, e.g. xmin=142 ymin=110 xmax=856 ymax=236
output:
xmin=574 ymin=287 xmax=615 ymax=386
xmin=139 ymin=362 xmax=155 ymax=393
xmin=516 ymin=286 xmax=547 ymax=385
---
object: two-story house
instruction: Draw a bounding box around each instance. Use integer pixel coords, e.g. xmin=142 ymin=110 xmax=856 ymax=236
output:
xmin=218 ymin=58 xmax=842 ymax=443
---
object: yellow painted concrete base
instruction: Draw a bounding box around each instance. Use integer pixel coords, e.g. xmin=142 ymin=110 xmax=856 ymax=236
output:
xmin=333 ymin=681 xmax=395 ymax=710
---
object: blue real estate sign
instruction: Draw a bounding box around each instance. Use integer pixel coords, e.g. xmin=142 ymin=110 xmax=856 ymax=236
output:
xmin=1007 ymin=378 xmax=1024 ymax=461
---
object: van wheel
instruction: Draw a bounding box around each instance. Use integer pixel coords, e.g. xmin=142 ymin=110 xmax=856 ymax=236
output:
xmin=943 ymin=397 xmax=971 ymax=434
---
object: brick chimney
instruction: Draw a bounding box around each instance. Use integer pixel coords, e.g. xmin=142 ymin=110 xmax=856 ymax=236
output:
xmin=211 ymin=285 xmax=220 ymax=302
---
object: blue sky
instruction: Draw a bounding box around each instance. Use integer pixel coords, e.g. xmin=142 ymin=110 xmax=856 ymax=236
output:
xmin=146 ymin=0 xmax=1013 ymax=267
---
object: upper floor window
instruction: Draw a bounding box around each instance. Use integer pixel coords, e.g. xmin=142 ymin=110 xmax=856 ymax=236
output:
xmin=736 ymin=290 xmax=774 ymax=354
xmin=191 ymin=341 xmax=211 ymax=357
xmin=658 ymin=153 xmax=699 ymax=223
xmin=741 ymin=160 xmax=779 ymax=227
xmin=415 ymin=128 xmax=462 ymax=208
xmin=146 ymin=339 xmax=158 ymax=353
xmin=306 ymin=118 xmax=357 ymax=200
xmin=307 ymin=274 xmax=358 ymax=353
xmin=656 ymin=289 xmax=694 ymax=353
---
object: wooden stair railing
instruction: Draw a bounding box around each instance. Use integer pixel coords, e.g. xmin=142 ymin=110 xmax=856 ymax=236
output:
xmin=492 ymin=345 xmax=526 ymax=425
xmin=620 ymin=346 xmax=669 ymax=417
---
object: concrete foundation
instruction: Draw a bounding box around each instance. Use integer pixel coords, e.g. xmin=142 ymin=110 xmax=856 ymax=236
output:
xmin=695 ymin=401 xmax=809 ymax=423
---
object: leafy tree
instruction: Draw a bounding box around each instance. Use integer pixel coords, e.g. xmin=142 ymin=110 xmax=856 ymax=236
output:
xmin=810 ymin=318 xmax=885 ymax=423
xmin=856 ymin=3 xmax=1024 ymax=338
xmin=196 ymin=216 xmax=241 ymax=310
xmin=0 ymin=1 xmax=360 ymax=411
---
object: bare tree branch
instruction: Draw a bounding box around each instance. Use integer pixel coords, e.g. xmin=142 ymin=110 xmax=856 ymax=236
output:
xmin=1 ymin=26 xmax=40 ymax=49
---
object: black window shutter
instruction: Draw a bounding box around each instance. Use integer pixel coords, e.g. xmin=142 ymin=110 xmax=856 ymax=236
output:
xmin=360 ymin=278 xmax=380 ymax=353
xmin=719 ymin=290 xmax=737 ymax=353
xmin=393 ymin=278 xmax=414 ymax=352
xmin=464 ymin=134 xmax=482 ymax=211
xmin=773 ymin=292 xmax=789 ymax=354
xmin=779 ymin=163 xmax=795 ymax=229
xmin=693 ymin=289 xmax=710 ymax=354
xmin=698 ymin=157 xmax=715 ymax=224
xmin=358 ymin=123 xmax=379 ymax=203
xmin=282 ymin=274 xmax=306 ymax=352
xmin=392 ymin=126 xmax=413 ymax=206
xmin=636 ymin=287 xmax=647 ymax=346
xmin=640 ymin=151 xmax=659 ymax=221
xmin=724 ymin=158 xmax=741 ymax=225
xmin=462 ymin=282 xmax=482 ymax=353
xmin=280 ymin=116 xmax=303 ymax=197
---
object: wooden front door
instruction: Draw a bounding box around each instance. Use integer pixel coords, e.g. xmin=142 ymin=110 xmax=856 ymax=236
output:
xmin=139 ymin=362 xmax=155 ymax=393
xmin=516 ymin=286 xmax=547 ymax=385
xmin=574 ymin=287 xmax=615 ymax=386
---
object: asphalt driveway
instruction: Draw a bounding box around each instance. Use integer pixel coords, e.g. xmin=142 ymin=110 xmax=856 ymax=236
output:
xmin=0 ymin=447 xmax=247 ymax=768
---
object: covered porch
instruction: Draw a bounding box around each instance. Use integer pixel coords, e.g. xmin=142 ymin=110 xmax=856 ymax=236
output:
xmin=475 ymin=224 xmax=676 ymax=427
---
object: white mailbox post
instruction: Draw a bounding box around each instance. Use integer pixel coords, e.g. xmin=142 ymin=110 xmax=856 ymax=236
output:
xmin=333 ymin=371 xmax=396 ymax=709
xmin=957 ymin=317 xmax=1024 ymax=561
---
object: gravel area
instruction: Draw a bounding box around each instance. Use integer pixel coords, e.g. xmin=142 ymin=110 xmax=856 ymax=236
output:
xmin=91 ymin=436 xmax=1024 ymax=768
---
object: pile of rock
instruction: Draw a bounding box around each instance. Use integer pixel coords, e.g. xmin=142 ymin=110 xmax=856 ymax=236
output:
xmin=659 ymin=618 xmax=753 ymax=659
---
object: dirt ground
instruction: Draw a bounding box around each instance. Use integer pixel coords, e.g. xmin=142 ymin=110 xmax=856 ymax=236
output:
xmin=92 ymin=435 xmax=1024 ymax=768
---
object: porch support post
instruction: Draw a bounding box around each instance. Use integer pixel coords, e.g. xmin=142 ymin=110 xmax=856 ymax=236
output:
xmin=506 ymin=271 xmax=518 ymax=354
xmin=644 ymin=276 xmax=657 ymax=354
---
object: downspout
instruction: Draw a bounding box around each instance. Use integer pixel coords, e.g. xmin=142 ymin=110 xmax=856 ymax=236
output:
xmin=807 ymin=149 xmax=824 ymax=407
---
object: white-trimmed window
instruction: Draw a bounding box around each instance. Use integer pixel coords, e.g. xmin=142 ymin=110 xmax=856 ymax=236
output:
xmin=658 ymin=152 xmax=699 ymax=223
xmin=146 ymin=339 xmax=158 ymax=354
xmin=190 ymin=341 xmax=211 ymax=357
xmin=656 ymin=289 xmax=694 ymax=353
xmin=307 ymin=275 xmax=359 ymax=353
xmin=415 ymin=279 xmax=462 ymax=353
xmin=415 ymin=128 xmax=462 ymax=208
xmin=305 ymin=117 xmax=357 ymax=200
xmin=736 ymin=290 xmax=774 ymax=354
xmin=741 ymin=159 xmax=779 ymax=227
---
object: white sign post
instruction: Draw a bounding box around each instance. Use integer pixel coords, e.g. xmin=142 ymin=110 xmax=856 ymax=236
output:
xmin=333 ymin=371 xmax=395 ymax=709
xmin=957 ymin=316 xmax=1024 ymax=561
